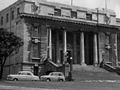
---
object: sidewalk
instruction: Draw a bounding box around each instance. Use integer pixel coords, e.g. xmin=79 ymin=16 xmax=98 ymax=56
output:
xmin=0 ymin=85 xmax=61 ymax=90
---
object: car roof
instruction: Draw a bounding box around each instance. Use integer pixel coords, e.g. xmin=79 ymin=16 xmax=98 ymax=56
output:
xmin=18 ymin=71 xmax=32 ymax=73
xmin=51 ymin=72 xmax=64 ymax=74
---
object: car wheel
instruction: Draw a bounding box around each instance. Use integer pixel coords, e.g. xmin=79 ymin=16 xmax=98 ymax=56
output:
xmin=13 ymin=78 xmax=18 ymax=81
xmin=59 ymin=79 xmax=63 ymax=81
xmin=46 ymin=78 xmax=50 ymax=81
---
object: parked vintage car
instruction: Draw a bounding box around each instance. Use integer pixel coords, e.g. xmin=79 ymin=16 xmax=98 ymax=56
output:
xmin=7 ymin=71 xmax=39 ymax=81
xmin=40 ymin=72 xmax=65 ymax=81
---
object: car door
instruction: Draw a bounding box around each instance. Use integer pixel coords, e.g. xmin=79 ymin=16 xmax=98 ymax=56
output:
xmin=18 ymin=73 xmax=27 ymax=80
xmin=51 ymin=73 xmax=59 ymax=81
xmin=26 ymin=72 xmax=33 ymax=81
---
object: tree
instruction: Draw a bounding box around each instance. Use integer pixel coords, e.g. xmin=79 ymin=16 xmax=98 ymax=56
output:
xmin=0 ymin=28 xmax=23 ymax=80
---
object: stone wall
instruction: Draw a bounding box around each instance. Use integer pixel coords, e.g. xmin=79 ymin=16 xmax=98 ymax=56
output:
xmin=40 ymin=25 xmax=48 ymax=62
xmin=99 ymin=32 xmax=118 ymax=66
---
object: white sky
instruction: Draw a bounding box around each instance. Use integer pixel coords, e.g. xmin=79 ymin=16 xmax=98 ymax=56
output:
xmin=0 ymin=0 xmax=120 ymax=18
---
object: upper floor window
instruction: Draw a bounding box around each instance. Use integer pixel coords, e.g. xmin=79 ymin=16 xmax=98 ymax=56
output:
xmin=6 ymin=14 xmax=9 ymax=23
xmin=71 ymin=11 xmax=77 ymax=19
xmin=11 ymin=10 xmax=14 ymax=20
xmin=32 ymin=27 xmax=39 ymax=37
xmin=61 ymin=9 xmax=71 ymax=18
xmin=86 ymin=14 xmax=92 ymax=21
xmin=54 ymin=9 xmax=61 ymax=16
xmin=32 ymin=43 xmax=40 ymax=58
xmin=1 ymin=16 xmax=3 ymax=25
xmin=17 ymin=8 xmax=20 ymax=16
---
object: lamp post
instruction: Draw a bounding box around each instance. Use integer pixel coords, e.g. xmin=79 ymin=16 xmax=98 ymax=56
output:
xmin=69 ymin=57 xmax=73 ymax=81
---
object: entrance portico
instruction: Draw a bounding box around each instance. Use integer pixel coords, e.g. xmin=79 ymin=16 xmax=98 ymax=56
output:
xmin=20 ymin=13 xmax=119 ymax=68
xmin=51 ymin=28 xmax=99 ymax=66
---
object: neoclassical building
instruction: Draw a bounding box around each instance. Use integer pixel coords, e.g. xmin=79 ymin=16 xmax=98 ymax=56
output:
xmin=0 ymin=0 xmax=120 ymax=77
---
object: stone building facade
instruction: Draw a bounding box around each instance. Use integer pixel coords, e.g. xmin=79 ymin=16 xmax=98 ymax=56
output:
xmin=0 ymin=0 xmax=120 ymax=78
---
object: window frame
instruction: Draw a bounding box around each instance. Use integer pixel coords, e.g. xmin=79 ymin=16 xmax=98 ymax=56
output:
xmin=71 ymin=11 xmax=77 ymax=19
xmin=1 ymin=16 xmax=3 ymax=25
xmin=17 ymin=8 xmax=20 ymax=16
xmin=86 ymin=13 xmax=92 ymax=21
xmin=11 ymin=10 xmax=14 ymax=20
xmin=6 ymin=13 xmax=9 ymax=23
xmin=54 ymin=8 xmax=61 ymax=16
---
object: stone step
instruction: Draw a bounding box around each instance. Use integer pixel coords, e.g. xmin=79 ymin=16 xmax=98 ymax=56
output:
xmin=72 ymin=65 xmax=120 ymax=81
xmin=73 ymin=64 xmax=107 ymax=72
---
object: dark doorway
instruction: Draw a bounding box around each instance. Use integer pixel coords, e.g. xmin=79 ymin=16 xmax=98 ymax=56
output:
xmin=85 ymin=32 xmax=94 ymax=65
xmin=34 ymin=66 xmax=38 ymax=75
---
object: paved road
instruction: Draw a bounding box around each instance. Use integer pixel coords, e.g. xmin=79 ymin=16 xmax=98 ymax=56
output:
xmin=0 ymin=85 xmax=60 ymax=90
xmin=1 ymin=80 xmax=120 ymax=90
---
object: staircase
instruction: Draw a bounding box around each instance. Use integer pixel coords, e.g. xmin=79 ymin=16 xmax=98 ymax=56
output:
xmin=72 ymin=65 xmax=120 ymax=81
xmin=44 ymin=59 xmax=63 ymax=75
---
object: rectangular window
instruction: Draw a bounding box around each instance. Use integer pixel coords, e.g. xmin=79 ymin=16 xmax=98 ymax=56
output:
xmin=11 ymin=10 xmax=14 ymax=20
xmin=61 ymin=9 xmax=70 ymax=18
xmin=32 ymin=43 xmax=39 ymax=58
xmin=6 ymin=14 xmax=9 ymax=23
xmin=32 ymin=27 xmax=39 ymax=37
xmin=71 ymin=11 xmax=77 ymax=18
xmin=1 ymin=16 xmax=3 ymax=25
xmin=86 ymin=14 xmax=92 ymax=21
xmin=17 ymin=8 xmax=20 ymax=16
xmin=77 ymin=11 xmax=86 ymax=19
xmin=54 ymin=9 xmax=61 ymax=16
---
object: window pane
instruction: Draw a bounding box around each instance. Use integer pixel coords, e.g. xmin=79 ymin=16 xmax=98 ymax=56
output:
xmin=32 ymin=43 xmax=39 ymax=58
xmin=11 ymin=11 xmax=14 ymax=20
xmin=27 ymin=73 xmax=31 ymax=75
xmin=86 ymin=14 xmax=92 ymax=21
xmin=6 ymin=14 xmax=9 ymax=22
xmin=1 ymin=16 xmax=3 ymax=25
xmin=71 ymin=11 xmax=77 ymax=18
xmin=32 ymin=27 xmax=39 ymax=37
xmin=54 ymin=9 xmax=61 ymax=16
xmin=17 ymin=8 xmax=20 ymax=16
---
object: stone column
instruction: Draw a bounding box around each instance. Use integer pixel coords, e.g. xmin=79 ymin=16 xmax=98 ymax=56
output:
xmin=93 ymin=33 xmax=98 ymax=66
xmin=56 ymin=31 xmax=60 ymax=63
xmin=73 ymin=32 xmax=77 ymax=64
xmin=115 ymin=33 xmax=118 ymax=66
xmin=80 ymin=32 xmax=86 ymax=66
xmin=49 ymin=28 xmax=52 ymax=60
xmin=111 ymin=33 xmax=118 ymax=66
xmin=63 ymin=30 xmax=67 ymax=63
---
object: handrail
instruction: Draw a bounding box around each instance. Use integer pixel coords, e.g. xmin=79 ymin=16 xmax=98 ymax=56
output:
xmin=102 ymin=63 xmax=115 ymax=72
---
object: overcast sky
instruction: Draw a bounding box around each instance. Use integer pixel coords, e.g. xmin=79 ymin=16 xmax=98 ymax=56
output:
xmin=0 ymin=0 xmax=120 ymax=18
